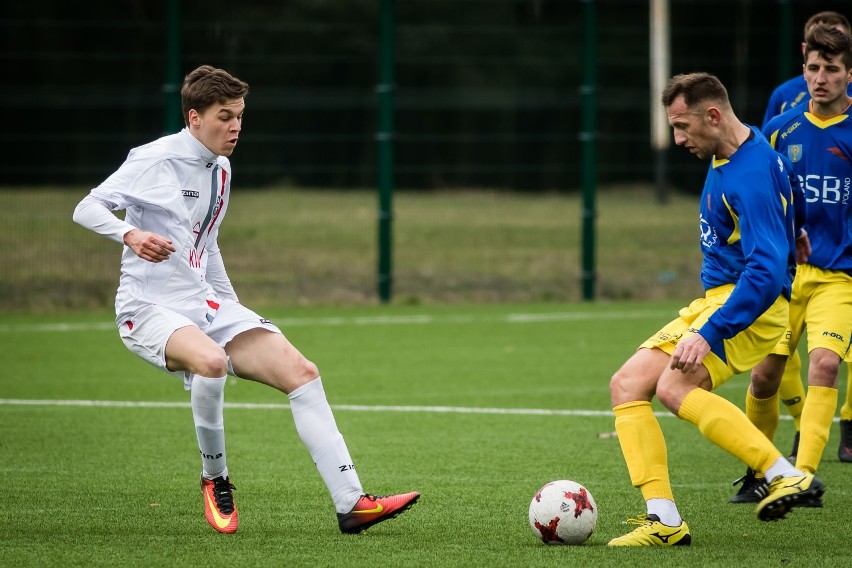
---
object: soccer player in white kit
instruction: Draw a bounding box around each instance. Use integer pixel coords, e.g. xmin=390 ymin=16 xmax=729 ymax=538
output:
xmin=73 ymin=65 xmax=419 ymax=534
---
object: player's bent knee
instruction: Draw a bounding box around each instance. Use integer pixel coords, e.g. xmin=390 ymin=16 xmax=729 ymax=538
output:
xmin=750 ymin=370 xmax=778 ymax=398
xmin=609 ymin=372 xmax=624 ymax=402
xmin=810 ymin=353 xmax=841 ymax=386
xmin=193 ymin=348 xmax=230 ymax=378
xmin=655 ymin=385 xmax=679 ymax=414
xmin=295 ymin=357 xmax=320 ymax=384
xmin=610 ymin=369 xmax=643 ymax=405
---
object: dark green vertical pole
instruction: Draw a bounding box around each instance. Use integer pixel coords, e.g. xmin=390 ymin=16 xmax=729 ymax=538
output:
xmin=163 ymin=0 xmax=182 ymax=134
xmin=777 ymin=0 xmax=793 ymax=83
xmin=580 ymin=0 xmax=597 ymax=301
xmin=377 ymin=0 xmax=396 ymax=303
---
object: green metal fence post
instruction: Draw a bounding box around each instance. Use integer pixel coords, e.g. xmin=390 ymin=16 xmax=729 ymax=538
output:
xmin=376 ymin=0 xmax=396 ymax=303
xmin=580 ymin=0 xmax=597 ymax=301
xmin=777 ymin=0 xmax=793 ymax=83
xmin=163 ymin=0 xmax=182 ymax=134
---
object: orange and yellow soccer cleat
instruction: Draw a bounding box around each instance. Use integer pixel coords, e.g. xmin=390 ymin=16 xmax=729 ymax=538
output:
xmin=337 ymin=492 xmax=420 ymax=534
xmin=201 ymin=476 xmax=239 ymax=534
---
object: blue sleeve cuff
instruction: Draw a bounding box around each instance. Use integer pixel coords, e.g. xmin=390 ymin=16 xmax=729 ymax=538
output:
xmin=697 ymin=320 xmax=723 ymax=350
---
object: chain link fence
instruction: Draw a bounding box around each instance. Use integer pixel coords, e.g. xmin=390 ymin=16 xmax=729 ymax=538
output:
xmin=0 ymin=0 xmax=830 ymax=311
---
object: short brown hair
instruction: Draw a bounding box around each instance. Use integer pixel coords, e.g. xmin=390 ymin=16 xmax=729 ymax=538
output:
xmin=661 ymin=72 xmax=730 ymax=109
xmin=805 ymin=24 xmax=852 ymax=69
xmin=181 ymin=65 xmax=249 ymax=126
xmin=804 ymin=11 xmax=850 ymax=37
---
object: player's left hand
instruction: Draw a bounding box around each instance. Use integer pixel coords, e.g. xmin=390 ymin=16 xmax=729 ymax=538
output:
xmin=670 ymin=333 xmax=710 ymax=374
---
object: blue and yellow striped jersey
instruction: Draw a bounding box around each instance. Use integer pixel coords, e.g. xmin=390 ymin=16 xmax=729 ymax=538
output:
xmin=696 ymin=127 xmax=797 ymax=347
xmin=764 ymin=106 xmax=852 ymax=273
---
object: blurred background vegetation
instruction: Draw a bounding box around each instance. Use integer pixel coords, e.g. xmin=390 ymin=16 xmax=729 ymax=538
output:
xmin=0 ymin=1 xmax=833 ymax=311
xmin=1 ymin=185 xmax=700 ymax=312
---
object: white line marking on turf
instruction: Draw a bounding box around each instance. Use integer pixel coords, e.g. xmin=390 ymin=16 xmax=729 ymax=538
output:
xmin=0 ymin=398 xmax=799 ymax=420
xmin=0 ymin=398 xmax=615 ymax=416
xmin=0 ymin=310 xmax=671 ymax=333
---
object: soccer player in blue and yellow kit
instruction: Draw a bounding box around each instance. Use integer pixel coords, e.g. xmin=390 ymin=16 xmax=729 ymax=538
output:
xmin=607 ymin=72 xmax=824 ymax=547
xmin=732 ymin=26 xmax=852 ymax=505
xmin=757 ymin=10 xmax=852 ymax=469
xmin=763 ymin=11 xmax=852 ymax=129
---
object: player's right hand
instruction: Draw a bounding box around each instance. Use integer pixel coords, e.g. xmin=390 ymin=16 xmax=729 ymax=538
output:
xmin=669 ymin=332 xmax=710 ymax=375
xmin=123 ymin=228 xmax=176 ymax=263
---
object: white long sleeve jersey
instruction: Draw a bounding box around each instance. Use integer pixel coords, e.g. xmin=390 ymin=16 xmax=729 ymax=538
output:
xmin=73 ymin=128 xmax=238 ymax=323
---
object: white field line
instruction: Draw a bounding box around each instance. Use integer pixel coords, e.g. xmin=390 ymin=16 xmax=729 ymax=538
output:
xmin=0 ymin=398 xmax=617 ymax=417
xmin=0 ymin=398 xmax=799 ymax=420
xmin=0 ymin=310 xmax=671 ymax=334
xmin=0 ymin=309 xmax=799 ymax=422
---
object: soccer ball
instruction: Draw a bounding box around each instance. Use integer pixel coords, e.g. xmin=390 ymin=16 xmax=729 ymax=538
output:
xmin=529 ymin=480 xmax=598 ymax=545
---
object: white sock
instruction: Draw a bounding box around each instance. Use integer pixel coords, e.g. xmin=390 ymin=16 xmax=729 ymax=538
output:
xmin=646 ymin=498 xmax=681 ymax=526
xmin=191 ymin=374 xmax=228 ymax=479
xmin=289 ymin=378 xmax=363 ymax=513
xmin=765 ymin=457 xmax=803 ymax=481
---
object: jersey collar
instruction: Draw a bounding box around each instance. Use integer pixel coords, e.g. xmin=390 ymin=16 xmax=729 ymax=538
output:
xmin=179 ymin=128 xmax=218 ymax=162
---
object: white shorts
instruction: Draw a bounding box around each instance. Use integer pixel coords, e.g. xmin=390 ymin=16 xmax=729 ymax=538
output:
xmin=117 ymin=299 xmax=282 ymax=389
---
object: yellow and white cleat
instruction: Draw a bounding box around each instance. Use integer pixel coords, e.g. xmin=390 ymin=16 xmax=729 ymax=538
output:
xmin=607 ymin=514 xmax=691 ymax=547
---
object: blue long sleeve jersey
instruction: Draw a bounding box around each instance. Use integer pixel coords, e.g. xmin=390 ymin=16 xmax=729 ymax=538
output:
xmin=763 ymin=105 xmax=852 ymax=273
xmin=762 ymin=75 xmax=852 ymax=129
xmin=697 ymin=127 xmax=798 ymax=348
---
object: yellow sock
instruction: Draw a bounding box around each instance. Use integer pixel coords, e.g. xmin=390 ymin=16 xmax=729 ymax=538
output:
xmin=840 ymin=363 xmax=852 ymax=421
xmin=678 ymin=388 xmax=781 ymax=474
xmin=613 ymin=401 xmax=673 ymax=501
xmin=796 ymin=385 xmax=838 ymax=473
xmin=779 ymin=350 xmax=806 ymax=430
xmin=745 ymin=389 xmax=779 ymax=442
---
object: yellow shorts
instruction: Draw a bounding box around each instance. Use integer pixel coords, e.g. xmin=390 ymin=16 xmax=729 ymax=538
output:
xmin=641 ymin=284 xmax=789 ymax=388
xmin=770 ymin=263 xmax=852 ymax=359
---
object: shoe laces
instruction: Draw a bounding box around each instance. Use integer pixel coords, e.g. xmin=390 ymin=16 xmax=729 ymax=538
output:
xmin=210 ymin=476 xmax=236 ymax=514
xmin=622 ymin=514 xmax=654 ymax=526
xmin=732 ymin=467 xmax=757 ymax=487
xmin=360 ymin=494 xmax=394 ymax=503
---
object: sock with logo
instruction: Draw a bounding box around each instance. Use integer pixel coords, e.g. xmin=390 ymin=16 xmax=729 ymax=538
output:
xmin=677 ymin=387 xmax=781 ymax=474
xmin=796 ymin=385 xmax=838 ymax=473
xmin=745 ymin=389 xmax=779 ymax=442
xmin=289 ymin=378 xmax=363 ymax=514
xmin=779 ymin=351 xmax=806 ymax=430
xmin=191 ymin=374 xmax=228 ymax=479
xmin=613 ymin=401 xmax=675 ymax=502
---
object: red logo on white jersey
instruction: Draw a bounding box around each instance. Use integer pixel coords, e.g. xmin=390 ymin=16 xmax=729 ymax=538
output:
xmin=189 ymin=247 xmax=205 ymax=268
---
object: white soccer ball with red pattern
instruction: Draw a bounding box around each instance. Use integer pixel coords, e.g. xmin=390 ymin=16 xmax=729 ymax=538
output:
xmin=529 ymin=480 xmax=598 ymax=545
